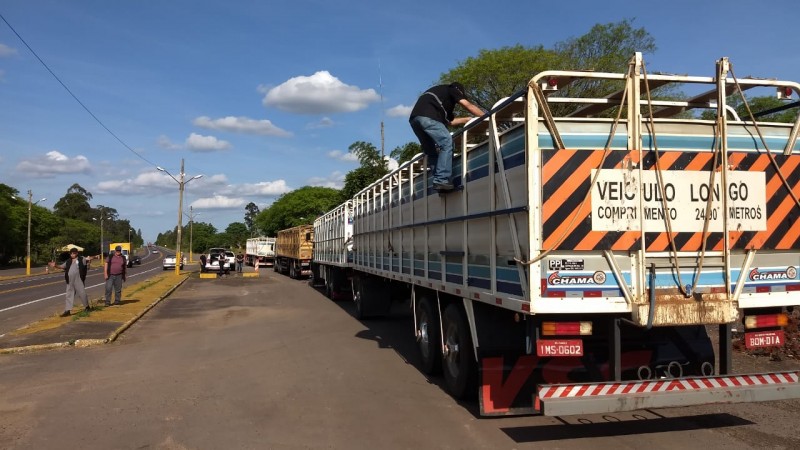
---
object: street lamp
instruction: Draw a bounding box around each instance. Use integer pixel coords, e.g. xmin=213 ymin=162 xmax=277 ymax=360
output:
xmin=128 ymin=228 xmax=134 ymax=244
xmin=12 ymin=190 xmax=46 ymax=276
xmin=93 ymin=211 xmax=112 ymax=265
xmin=157 ymin=158 xmax=203 ymax=275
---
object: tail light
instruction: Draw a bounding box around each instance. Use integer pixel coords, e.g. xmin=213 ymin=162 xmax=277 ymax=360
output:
xmin=542 ymin=321 xmax=592 ymax=336
xmin=743 ymin=313 xmax=788 ymax=329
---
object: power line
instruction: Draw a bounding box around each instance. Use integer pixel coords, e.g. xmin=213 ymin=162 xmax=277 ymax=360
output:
xmin=0 ymin=11 xmax=159 ymax=168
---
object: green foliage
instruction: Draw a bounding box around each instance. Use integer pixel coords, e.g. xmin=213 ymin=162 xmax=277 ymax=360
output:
xmin=438 ymin=45 xmax=562 ymax=112
xmin=224 ymin=222 xmax=249 ymax=249
xmin=244 ymin=202 xmax=260 ymax=233
xmin=700 ymin=95 xmax=799 ymax=123
xmin=53 ymin=183 xmax=95 ymax=222
xmin=255 ymin=186 xmax=341 ymax=236
xmin=438 ymin=19 xmax=657 ymax=115
xmin=339 ymin=165 xmax=388 ymax=202
xmin=390 ymin=142 xmax=422 ymax=165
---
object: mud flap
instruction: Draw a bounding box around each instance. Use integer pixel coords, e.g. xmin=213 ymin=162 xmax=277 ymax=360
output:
xmin=479 ymin=355 xmax=539 ymax=416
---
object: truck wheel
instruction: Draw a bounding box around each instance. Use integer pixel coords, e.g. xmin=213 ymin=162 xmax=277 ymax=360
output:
xmin=325 ymin=278 xmax=334 ymax=299
xmin=442 ymin=304 xmax=477 ymax=399
xmin=289 ymin=265 xmax=296 ymax=279
xmin=416 ymin=296 xmax=442 ymax=375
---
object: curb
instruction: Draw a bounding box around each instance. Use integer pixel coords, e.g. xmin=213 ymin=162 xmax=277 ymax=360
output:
xmin=0 ymin=275 xmax=191 ymax=355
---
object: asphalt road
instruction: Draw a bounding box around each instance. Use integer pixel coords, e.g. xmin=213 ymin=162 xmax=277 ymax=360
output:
xmin=0 ymin=249 xmax=164 ymax=336
xmin=1 ymin=272 xmax=799 ymax=449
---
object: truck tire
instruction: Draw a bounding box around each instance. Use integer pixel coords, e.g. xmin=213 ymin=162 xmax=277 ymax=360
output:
xmin=325 ymin=277 xmax=334 ymax=299
xmin=416 ymin=296 xmax=442 ymax=375
xmin=352 ymin=277 xmax=367 ymax=319
xmin=289 ymin=264 xmax=297 ymax=279
xmin=442 ymin=304 xmax=477 ymax=399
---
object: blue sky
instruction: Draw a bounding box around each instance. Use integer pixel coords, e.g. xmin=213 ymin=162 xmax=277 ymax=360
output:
xmin=1 ymin=0 xmax=798 ymax=242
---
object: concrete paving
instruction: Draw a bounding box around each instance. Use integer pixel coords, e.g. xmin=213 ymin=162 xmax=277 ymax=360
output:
xmin=0 ymin=267 xmax=261 ymax=353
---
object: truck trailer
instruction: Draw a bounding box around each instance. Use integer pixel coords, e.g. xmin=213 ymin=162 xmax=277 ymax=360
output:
xmin=246 ymin=236 xmax=276 ymax=268
xmin=312 ymin=201 xmax=353 ymax=299
xmin=275 ymin=224 xmax=313 ymax=278
xmin=311 ymin=53 xmax=800 ymax=416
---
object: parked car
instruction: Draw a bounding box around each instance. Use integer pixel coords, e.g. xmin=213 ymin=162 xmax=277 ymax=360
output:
xmin=203 ymin=252 xmax=230 ymax=275
xmin=162 ymin=255 xmax=185 ymax=270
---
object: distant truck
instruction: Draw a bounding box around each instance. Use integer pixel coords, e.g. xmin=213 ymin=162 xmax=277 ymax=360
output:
xmin=108 ymin=242 xmax=133 ymax=268
xmin=275 ymin=225 xmax=313 ymax=278
xmin=246 ymin=237 xmax=276 ymax=268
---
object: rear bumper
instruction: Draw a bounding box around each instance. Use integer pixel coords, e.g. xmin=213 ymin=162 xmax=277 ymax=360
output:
xmin=537 ymin=371 xmax=800 ymax=416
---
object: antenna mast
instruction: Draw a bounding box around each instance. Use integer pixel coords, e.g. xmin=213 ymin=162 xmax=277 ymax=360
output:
xmin=379 ymin=61 xmax=385 ymax=159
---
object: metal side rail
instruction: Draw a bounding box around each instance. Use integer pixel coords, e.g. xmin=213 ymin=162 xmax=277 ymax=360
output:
xmin=536 ymin=371 xmax=800 ymax=416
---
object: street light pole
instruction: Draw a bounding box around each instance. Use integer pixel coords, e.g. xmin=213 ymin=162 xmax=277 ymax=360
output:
xmin=22 ymin=190 xmax=46 ymax=276
xmin=94 ymin=211 xmax=112 ymax=265
xmin=157 ymin=158 xmax=202 ymax=276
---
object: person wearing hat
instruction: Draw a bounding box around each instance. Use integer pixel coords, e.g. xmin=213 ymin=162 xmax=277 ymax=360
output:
xmin=48 ymin=247 xmax=93 ymax=317
xmin=104 ymin=245 xmax=127 ymax=306
xmin=409 ymin=82 xmax=485 ymax=192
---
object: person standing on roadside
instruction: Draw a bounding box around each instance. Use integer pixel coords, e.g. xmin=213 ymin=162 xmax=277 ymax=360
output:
xmin=104 ymin=245 xmax=127 ymax=306
xmin=236 ymin=252 xmax=244 ymax=273
xmin=49 ymin=247 xmax=93 ymax=317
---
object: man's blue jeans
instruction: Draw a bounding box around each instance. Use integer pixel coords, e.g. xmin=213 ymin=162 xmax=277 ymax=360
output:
xmin=410 ymin=116 xmax=453 ymax=186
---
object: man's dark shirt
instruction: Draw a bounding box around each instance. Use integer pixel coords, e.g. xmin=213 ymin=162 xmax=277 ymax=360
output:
xmin=410 ymin=84 xmax=466 ymax=125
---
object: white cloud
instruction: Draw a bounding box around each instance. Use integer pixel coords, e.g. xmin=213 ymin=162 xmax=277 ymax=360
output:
xmin=186 ymin=133 xmax=231 ymax=152
xmin=0 ymin=44 xmax=17 ymax=57
xmin=307 ymin=171 xmax=346 ymax=189
xmin=306 ymin=117 xmax=334 ymax=129
xmin=193 ymin=115 xmax=292 ymax=137
xmin=156 ymin=135 xmax=181 ymax=150
xmin=231 ymin=180 xmax=291 ymax=196
xmin=261 ymin=71 xmax=380 ymax=114
xmin=327 ymin=150 xmax=358 ymax=162
xmin=191 ymin=195 xmax=246 ymax=209
xmin=16 ymin=151 xmax=91 ymax=177
xmin=96 ymin=171 xmax=191 ymax=194
xmin=387 ymin=104 xmax=412 ymax=118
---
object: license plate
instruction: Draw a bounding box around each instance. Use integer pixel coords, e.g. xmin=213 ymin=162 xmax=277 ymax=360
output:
xmin=536 ymin=339 xmax=583 ymax=357
xmin=745 ymin=330 xmax=785 ymax=349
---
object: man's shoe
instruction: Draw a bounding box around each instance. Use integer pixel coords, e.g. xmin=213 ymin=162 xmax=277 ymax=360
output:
xmin=104 ymin=303 xmax=111 ymax=307
xmin=433 ymin=182 xmax=454 ymax=191
xmin=59 ymin=310 xmax=70 ymax=317
xmin=112 ymin=302 xmax=121 ymax=306
xmin=84 ymin=306 xmax=93 ymax=312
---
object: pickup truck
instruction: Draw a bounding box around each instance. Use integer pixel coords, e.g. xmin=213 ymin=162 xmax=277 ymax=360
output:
xmin=202 ymin=252 xmax=230 ymax=275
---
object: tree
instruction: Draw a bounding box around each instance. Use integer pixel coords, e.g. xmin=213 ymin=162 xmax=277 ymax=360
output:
xmin=53 ymin=183 xmax=94 ymax=222
xmin=244 ymin=202 xmax=260 ymax=234
xmin=390 ymin=142 xmax=422 ymax=165
xmin=255 ymin=186 xmax=340 ymax=236
xmin=438 ymin=19 xmax=658 ymax=114
xmin=339 ymin=141 xmax=389 ymax=202
xmin=224 ymin=222 xmax=249 ymax=249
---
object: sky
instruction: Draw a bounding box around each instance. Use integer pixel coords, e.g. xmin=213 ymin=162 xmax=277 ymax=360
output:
xmin=1 ymin=0 xmax=798 ymax=243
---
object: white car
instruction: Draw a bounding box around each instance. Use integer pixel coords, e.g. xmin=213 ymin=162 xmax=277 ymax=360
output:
xmin=162 ymin=255 xmax=185 ymax=270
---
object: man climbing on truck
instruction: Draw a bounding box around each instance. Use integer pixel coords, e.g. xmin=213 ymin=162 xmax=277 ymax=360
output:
xmin=409 ymin=82 xmax=484 ymax=192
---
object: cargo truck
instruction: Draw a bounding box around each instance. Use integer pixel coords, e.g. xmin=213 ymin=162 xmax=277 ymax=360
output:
xmin=311 ymin=53 xmax=800 ymax=416
xmin=246 ymin=237 xmax=276 ymax=268
xmin=275 ymin=225 xmax=313 ymax=278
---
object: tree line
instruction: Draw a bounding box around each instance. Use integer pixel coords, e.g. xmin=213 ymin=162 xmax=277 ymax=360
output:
xmin=0 ymin=183 xmax=144 ymax=266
